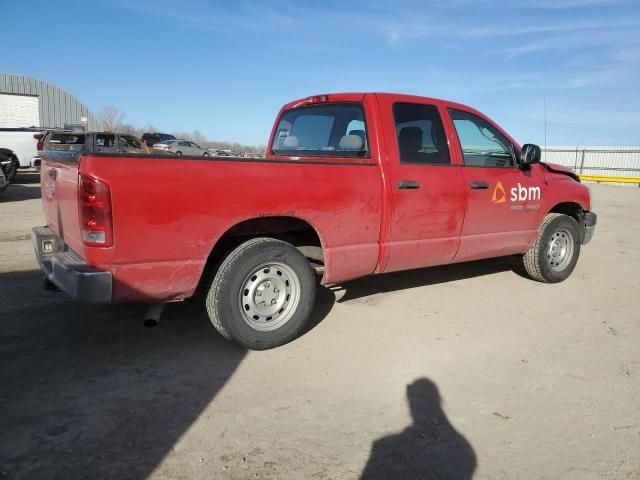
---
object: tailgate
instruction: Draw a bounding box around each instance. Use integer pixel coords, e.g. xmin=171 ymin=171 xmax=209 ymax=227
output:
xmin=40 ymin=150 xmax=84 ymax=254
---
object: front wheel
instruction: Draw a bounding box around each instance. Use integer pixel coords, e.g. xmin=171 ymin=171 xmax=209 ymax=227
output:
xmin=522 ymin=213 xmax=581 ymax=283
xmin=203 ymin=152 xmax=209 ymax=157
xmin=206 ymin=238 xmax=316 ymax=350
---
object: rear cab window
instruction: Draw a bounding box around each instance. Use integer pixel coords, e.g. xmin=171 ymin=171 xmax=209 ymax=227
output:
xmin=271 ymin=103 xmax=368 ymax=158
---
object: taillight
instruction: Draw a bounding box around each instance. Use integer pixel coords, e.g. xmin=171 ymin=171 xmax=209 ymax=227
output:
xmin=34 ymin=133 xmax=44 ymax=151
xmin=78 ymin=174 xmax=113 ymax=247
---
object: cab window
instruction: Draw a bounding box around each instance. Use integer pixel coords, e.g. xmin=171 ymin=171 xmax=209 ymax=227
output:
xmin=272 ymin=103 xmax=368 ymax=158
xmin=393 ymin=103 xmax=450 ymax=165
xmin=96 ymin=134 xmax=115 ymax=147
xmin=448 ymin=109 xmax=515 ymax=167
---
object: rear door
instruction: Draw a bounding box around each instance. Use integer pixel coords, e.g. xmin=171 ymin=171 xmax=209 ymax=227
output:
xmin=446 ymin=107 xmax=546 ymax=262
xmin=377 ymin=96 xmax=466 ymax=273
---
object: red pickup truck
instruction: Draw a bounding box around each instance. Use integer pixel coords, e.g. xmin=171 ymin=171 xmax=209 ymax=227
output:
xmin=33 ymin=93 xmax=596 ymax=349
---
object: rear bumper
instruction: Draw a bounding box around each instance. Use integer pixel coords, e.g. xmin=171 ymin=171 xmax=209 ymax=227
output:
xmin=582 ymin=212 xmax=597 ymax=245
xmin=32 ymin=226 xmax=112 ymax=303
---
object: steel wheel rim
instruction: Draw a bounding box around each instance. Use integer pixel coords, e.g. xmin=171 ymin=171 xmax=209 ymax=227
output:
xmin=239 ymin=262 xmax=301 ymax=331
xmin=546 ymin=228 xmax=575 ymax=272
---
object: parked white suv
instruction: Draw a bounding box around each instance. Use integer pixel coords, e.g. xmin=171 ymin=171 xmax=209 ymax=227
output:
xmin=0 ymin=128 xmax=45 ymax=180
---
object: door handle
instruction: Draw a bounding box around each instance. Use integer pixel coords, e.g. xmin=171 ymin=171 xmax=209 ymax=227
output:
xmin=469 ymin=181 xmax=489 ymax=189
xmin=398 ymin=180 xmax=421 ymax=190
xmin=48 ymin=168 xmax=57 ymax=180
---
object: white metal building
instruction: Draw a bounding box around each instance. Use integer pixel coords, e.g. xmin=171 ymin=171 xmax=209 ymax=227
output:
xmin=0 ymin=73 xmax=100 ymax=130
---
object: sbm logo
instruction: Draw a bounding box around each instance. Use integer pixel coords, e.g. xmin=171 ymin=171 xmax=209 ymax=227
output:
xmin=492 ymin=182 xmax=541 ymax=204
xmin=492 ymin=181 xmax=507 ymax=204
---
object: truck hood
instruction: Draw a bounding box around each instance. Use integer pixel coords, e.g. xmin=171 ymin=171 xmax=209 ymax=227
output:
xmin=542 ymin=162 xmax=580 ymax=182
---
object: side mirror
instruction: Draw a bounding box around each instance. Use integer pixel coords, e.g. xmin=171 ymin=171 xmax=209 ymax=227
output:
xmin=519 ymin=144 xmax=541 ymax=166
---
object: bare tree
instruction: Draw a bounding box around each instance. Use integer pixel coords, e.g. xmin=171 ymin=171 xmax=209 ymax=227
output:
xmin=98 ymin=106 xmax=125 ymax=132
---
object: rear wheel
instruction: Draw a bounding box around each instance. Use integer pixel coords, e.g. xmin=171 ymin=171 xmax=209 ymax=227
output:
xmin=203 ymin=152 xmax=209 ymax=157
xmin=206 ymin=238 xmax=316 ymax=350
xmin=522 ymin=213 xmax=581 ymax=283
xmin=175 ymin=151 xmax=182 ymax=156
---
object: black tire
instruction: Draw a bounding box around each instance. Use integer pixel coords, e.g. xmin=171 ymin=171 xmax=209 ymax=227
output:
xmin=203 ymin=152 xmax=209 ymax=157
xmin=522 ymin=213 xmax=581 ymax=283
xmin=4 ymin=156 xmax=18 ymax=182
xmin=175 ymin=151 xmax=182 ymax=156
xmin=206 ymin=238 xmax=316 ymax=350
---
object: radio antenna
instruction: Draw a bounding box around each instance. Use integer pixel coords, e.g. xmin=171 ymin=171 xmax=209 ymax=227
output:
xmin=544 ymin=97 xmax=548 ymax=150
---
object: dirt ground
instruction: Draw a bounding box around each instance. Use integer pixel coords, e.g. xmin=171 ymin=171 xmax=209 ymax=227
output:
xmin=1 ymin=172 xmax=638 ymax=480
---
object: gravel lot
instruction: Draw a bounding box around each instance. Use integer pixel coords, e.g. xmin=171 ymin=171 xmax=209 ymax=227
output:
xmin=1 ymin=172 xmax=639 ymax=479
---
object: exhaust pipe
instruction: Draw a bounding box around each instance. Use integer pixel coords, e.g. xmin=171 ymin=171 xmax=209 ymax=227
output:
xmin=144 ymin=303 xmax=164 ymax=327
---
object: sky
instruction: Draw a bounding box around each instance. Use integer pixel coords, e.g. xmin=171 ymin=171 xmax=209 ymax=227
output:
xmin=1 ymin=0 xmax=639 ymax=146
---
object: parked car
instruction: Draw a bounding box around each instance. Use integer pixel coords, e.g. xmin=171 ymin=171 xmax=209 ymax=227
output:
xmin=141 ymin=132 xmax=176 ymax=147
xmin=152 ymin=140 xmax=209 ymax=156
xmin=33 ymin=92 xmax=596 ymax=350
xmin=0 ymin=128 xmax=46 ymax=180
xmin=0 ymin=162 xmax=8 ymax=193
xmin=44 ymin=131 xmax=149 ymax=155
xmin=207 ymin=149 xmax=233 ymax=156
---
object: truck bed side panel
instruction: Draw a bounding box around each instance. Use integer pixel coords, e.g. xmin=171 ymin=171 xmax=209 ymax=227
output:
xmin=80 ymin=155 xmax=383 ymax=302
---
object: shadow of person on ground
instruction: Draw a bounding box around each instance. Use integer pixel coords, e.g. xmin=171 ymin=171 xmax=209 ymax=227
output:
xmin=361 ymin=378 xmax=476 ymax=480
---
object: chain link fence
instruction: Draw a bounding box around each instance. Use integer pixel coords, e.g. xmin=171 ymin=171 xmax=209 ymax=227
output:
xmin=541 ymin=146 xmax=640 ymax=186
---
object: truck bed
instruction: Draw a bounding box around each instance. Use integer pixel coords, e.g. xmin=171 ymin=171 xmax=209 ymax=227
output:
xmin=39 ymin=151 xmax=384 ymax=302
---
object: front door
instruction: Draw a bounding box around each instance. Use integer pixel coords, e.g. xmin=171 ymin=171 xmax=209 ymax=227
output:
xmin=445 ymin=108 xmax=546 ymax=262
xmin=380 ymin=100 xmax=467 ymax=273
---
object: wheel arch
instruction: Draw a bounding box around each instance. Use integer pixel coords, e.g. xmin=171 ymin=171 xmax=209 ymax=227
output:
xmin=547 ymin=201 xmax=587 ymax=242
xmin=196 ymin=215 xmax=326 ymax=294
xmin=0 ymin=148 xmax=18 ymax=162
xmin=548 ymin=201 xmax=584 ymax=224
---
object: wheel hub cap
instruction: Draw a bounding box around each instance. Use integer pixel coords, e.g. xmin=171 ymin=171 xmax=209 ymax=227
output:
xmin=239 ymin=262 xmax=301 ymax=331
xmin=253 ymin=279 xmax=285 ymax=313
xmin=546 ymin=228 xmax=575 ymax=272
